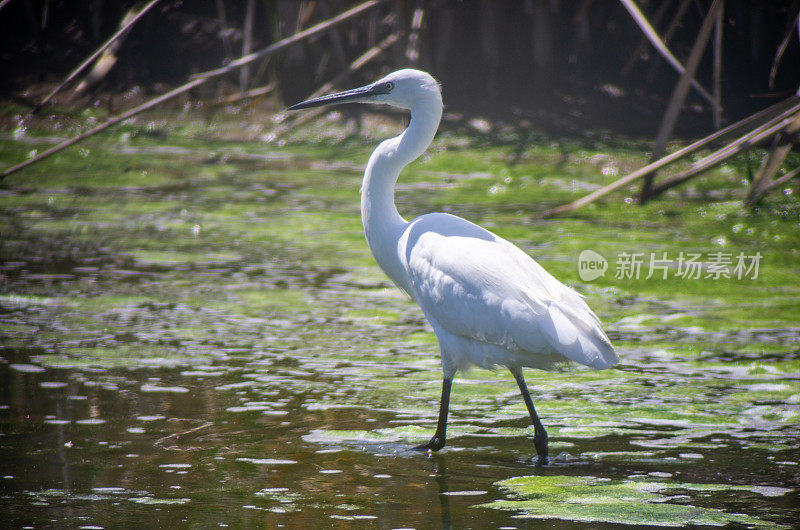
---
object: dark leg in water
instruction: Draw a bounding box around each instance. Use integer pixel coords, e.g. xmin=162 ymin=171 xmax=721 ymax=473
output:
xmin=511 ymin=368 xmax=549 ymax=465
xmin=414 ymin=377 xmax=452 ymax=451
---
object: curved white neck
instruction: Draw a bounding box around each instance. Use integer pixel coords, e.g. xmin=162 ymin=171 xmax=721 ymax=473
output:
xmin=360 ymin=98 xmax=442 ymax=292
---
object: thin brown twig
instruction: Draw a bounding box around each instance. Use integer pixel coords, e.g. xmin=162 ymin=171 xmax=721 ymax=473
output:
xmin=1 ymin=0 xmax=385 ymax=181
xmin=621 ymin=0 xmax=673 ymax=75
xmin=651 ymin=113 xmax=800 ymax=196
xmin=2 ymin=77 xmax=208 ymax=181
xmin=769 ymin=0 xmax=800 ymax=89
xmin=240 ymin=0 xmax=256 ymax=93
xmin=269 ymin=32 xmax=399 ymax=140
xmin=645 ymin=0 xmax=692 ymax=83
xmin=712 ymin=2 xmax=724 ymax=129
xmin=536 ymin=97 xmax=800 ymax=218
xmin=211 ymin=83 xmax=276 ymax=107
xmin=641 ymin=0 xmax=723 ymax=201
xmin=191 ymin=0 xmax=384 ymax=82
xmin=761 ymin=165 xmax=800 ymax=194
xmin=618 ymin=0 xmax=716 ymax=108
xmin=744 ymin=112 xmax=800 ymax=207
xmin=31 ymin=0 xmax=162 ymax=115
xmin=405 ymin=4 xmax=424 ymax=64
xmin=155 ymin=420 xmax=213 ymax=450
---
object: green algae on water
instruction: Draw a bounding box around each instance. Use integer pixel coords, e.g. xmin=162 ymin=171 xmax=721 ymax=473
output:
xmin=1 ymin=107 xmax=799 ymax=528
xmin=479 ymin=475 xmax=790 ymax=527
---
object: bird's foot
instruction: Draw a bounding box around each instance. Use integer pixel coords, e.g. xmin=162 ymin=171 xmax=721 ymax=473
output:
xmin=533 ymin=430 xmax=549 ymax=465
xmin=413 ymin=435 xmax=445 ymax=452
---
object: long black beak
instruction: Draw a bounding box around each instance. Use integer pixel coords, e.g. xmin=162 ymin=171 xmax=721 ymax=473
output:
xmin=288 ymin=83 xmax=387 ymax=110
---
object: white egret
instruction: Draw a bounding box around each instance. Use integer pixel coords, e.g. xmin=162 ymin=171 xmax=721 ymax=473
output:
xmin=289 ymin=69 xmax=617 ymax=464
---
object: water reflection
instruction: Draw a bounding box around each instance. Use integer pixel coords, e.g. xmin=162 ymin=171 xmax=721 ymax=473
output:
xmin=433 ymin=456 xmax=452 ymax=529
xmin=2 ymin=332 xmax=798 ymax=527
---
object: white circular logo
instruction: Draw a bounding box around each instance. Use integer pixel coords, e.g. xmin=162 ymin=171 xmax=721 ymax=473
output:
xmin=578 ymin=249 xmax=608 ymax=281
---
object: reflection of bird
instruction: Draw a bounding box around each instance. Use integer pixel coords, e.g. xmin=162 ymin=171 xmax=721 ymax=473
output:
xmin=289 ymin=69 xmax=618 ymax=464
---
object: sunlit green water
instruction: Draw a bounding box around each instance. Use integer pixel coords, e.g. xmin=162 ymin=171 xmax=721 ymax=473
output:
xmin=1 ymin=107 xmax=798 ymax=528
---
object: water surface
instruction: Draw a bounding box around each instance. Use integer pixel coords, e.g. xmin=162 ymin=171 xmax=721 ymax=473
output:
xmin=1 ymin=110 xmax=798 ymax=527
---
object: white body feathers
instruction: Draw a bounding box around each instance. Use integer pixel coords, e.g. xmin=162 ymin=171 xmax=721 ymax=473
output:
xmin=357 ymin=69 xmax=618 ymax=379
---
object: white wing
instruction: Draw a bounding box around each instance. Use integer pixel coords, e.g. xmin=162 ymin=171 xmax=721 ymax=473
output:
xmin=401 ymin=213 xmax=617 ymax=370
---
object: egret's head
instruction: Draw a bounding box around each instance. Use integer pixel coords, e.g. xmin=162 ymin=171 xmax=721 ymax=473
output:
xmin=288 ymin=69 xmax=441 ymax=112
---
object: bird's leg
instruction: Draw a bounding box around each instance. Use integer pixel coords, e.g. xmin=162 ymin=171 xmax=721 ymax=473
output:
xmin=414 ymin=377 xmax=452 ymax=452
xmin=511 ymin=368 xmax=549 ymax=465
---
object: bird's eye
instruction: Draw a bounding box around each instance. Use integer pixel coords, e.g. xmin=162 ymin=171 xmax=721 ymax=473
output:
xmin=384 ymin=82 xmax=394 ymax=91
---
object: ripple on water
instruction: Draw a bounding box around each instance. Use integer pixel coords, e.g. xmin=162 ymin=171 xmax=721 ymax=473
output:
xmin=236 ymin=458 xmax=297 ymax=465
xmin=140 ymin=383 xmax=189 ymax=393
xmin=9 ymin=363 xmax=45 ymax=373
xmin=39 ymin=381 xmax=67 ymax=388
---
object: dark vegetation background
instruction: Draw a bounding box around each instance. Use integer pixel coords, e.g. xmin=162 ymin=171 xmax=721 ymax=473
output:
xmin=1 ymin=0 xmax=798 ymax=137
